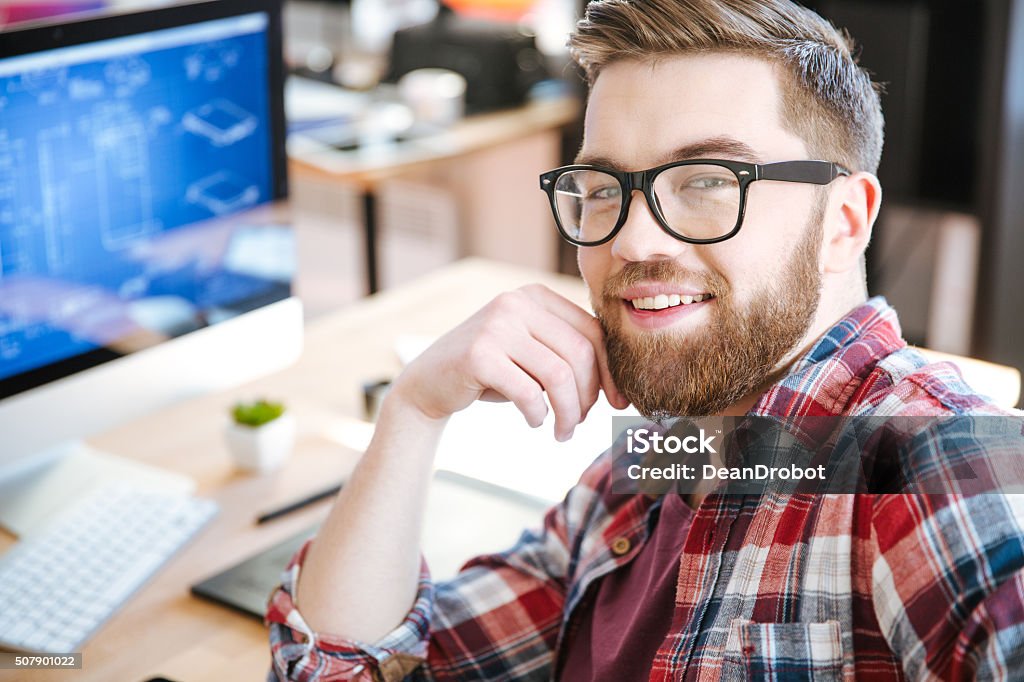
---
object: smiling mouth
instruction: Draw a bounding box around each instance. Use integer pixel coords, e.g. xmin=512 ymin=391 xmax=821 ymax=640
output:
xmin=627 ymin=293 xmax=716 ymax=311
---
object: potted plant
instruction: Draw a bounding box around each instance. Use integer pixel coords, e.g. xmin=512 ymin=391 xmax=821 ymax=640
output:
xmin=225 ymin=399 xmax=296 ymax=473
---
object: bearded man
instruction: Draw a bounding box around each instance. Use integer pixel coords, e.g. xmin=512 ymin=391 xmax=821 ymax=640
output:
xmin=268 ymin=0 xmax=1024 ymax=678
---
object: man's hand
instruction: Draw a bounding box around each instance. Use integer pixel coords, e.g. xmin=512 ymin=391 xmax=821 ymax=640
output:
xmin=391 ymin=284 xmax=629 ymax=441
xmin=295 ymin=284 xmax=628 ymax=642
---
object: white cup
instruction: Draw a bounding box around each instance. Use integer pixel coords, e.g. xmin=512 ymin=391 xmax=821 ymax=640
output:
xmin=398 ymin=68 xmax=467 ymax=128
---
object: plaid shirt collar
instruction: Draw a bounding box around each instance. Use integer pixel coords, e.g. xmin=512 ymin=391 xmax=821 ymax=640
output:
xmin=751 ymin=296 xmax=905 ymax=419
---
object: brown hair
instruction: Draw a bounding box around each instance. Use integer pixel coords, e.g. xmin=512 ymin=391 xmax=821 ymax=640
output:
xmin=569 ymin=0 xmax=884 ymax=174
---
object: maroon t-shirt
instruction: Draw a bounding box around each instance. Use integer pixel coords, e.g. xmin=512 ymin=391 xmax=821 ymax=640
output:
xmin=560 ymin=494 xmax=694 ymax=680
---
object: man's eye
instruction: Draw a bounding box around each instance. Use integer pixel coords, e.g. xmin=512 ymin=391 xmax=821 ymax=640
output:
xmin=587 ymin=185 xmax=621 ymax=200
xmin=686 ymin=175 xmax=734 ymax=190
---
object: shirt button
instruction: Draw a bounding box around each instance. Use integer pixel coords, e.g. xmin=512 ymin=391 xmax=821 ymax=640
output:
xmin=611 ymin=537 xmax=631 ymax=556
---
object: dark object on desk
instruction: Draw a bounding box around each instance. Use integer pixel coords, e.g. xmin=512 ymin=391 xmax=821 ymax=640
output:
xmin=255 ymin=482 xmax=343 ymax=524
xmin=362 ymin=378 xmax=392 ymax=421
xmin=386 ymin=10 xmax=547 ymax=114
xmin=191 ymin=525 xmax=319 ymax=618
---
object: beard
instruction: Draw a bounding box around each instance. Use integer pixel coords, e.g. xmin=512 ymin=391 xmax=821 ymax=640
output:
xmin=594 ymin=207 xmax=825 ymax=420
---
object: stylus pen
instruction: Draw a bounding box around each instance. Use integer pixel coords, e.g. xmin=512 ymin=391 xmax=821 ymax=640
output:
xmin=255 ymin=483 xmax=343 ymax=524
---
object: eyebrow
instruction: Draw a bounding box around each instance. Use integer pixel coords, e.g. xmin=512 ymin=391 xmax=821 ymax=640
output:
xmin=573 ymin=136 xmax=763 ymax=169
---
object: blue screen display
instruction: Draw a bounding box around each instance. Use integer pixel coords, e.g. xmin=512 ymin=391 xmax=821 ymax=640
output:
xmin=0 ymin=13 xmax=288 ymax=386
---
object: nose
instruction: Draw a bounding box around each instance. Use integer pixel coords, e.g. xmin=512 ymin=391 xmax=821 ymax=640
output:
xmin=610 ymin=188 xmax=691 ymax=262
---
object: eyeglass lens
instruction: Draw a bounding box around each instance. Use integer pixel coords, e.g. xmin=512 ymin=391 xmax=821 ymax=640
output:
xmin=552 ymin=164 xmax=742 ymax=243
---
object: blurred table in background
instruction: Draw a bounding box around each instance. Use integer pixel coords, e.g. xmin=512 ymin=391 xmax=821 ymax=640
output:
xmin=287 ymin=91 xmax=580 ymax=295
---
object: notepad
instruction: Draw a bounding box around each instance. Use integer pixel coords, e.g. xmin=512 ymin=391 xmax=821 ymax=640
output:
xmin=190 ymin=469 xmax=557 ymax=618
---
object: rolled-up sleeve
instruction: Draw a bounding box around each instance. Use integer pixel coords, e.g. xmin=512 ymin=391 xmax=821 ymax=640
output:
xmin=266 ymin=540 xmax=434 ymax=682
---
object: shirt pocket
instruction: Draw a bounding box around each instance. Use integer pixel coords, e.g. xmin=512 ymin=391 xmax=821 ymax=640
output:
xmin=721 ymin=618 xmax=845 ymax=681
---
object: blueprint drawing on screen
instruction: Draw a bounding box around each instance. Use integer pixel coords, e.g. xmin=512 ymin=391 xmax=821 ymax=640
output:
xmin=0 ymin=14 xmax=286 ymax=386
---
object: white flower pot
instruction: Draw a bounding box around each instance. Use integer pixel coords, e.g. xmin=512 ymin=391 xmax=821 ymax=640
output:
xmin=225 ymin=413 xmax=296 ymax=473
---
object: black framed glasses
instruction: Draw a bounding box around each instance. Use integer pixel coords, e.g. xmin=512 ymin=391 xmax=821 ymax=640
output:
xmin=539 ymin=159 xmax=850 ymax=247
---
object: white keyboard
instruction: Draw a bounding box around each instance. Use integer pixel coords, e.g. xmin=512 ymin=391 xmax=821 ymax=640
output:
xmin=0 ymin=484 xmax=217 ymax=653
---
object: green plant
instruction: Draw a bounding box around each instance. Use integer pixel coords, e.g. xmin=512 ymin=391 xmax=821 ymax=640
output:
xmin=232 ymin=399 xmax=285 ymax=427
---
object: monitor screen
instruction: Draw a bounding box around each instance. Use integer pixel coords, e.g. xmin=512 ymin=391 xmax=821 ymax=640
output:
xmin=0 ymin=7 xmax=290 ymax=400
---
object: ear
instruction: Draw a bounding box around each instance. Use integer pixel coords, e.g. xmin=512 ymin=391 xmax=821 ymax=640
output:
xmin=821 ymin=172 xmax=881 ymax=274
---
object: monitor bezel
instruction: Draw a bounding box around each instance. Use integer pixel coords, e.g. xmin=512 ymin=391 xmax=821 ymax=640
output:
xmin=0 ymin=0 xmax=290 ymax=401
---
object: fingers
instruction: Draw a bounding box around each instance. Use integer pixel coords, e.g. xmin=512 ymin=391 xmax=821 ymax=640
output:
xmin=522 ymin=307 xmax=601 ymax=421
xmin=503 ymin=334 xmax=583 ymax=441
xmin=474 ymin=356 xmax=549 ymax=428
xmin=517 ymin=284 xmax=630 ymax=410
xmin=470 ymin=291 xmax=599 ymax=438
xmin=401 ymin=284 xmax=630 ymax=442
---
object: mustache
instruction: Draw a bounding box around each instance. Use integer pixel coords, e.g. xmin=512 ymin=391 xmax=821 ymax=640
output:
xmin=601 ymin=260 xmax=730 ymax=301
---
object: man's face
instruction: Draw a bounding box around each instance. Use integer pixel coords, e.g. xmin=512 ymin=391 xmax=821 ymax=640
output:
xmin=578 ymin=54 xmax=827 ymax=419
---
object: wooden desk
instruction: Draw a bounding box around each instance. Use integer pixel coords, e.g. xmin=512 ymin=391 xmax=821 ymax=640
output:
xmin=288 ymin=96 xmax=580 ymax=294
xmin=0 ymin=258 xmax=584 ymax=682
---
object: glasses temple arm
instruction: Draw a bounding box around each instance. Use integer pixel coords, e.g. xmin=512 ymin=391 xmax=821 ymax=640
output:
xmin=757 ymin=161 xmax=850 ymax=184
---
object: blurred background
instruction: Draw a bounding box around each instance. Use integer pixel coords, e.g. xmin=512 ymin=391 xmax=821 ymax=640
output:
xmin=3 ymin=0 xmax=1022 ymax=380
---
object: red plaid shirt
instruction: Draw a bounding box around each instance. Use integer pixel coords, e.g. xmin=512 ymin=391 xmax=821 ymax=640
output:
xmin=267 ymin=298 xmax=1024 ymax=680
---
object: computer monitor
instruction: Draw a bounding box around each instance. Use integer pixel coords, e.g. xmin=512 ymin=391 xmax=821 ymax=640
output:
xmin=0 ymin=0 xmax=302 ymax=534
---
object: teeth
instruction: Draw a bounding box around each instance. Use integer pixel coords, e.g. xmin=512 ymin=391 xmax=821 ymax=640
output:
xmin=630 ymin=294 xmax=713 ymax=310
